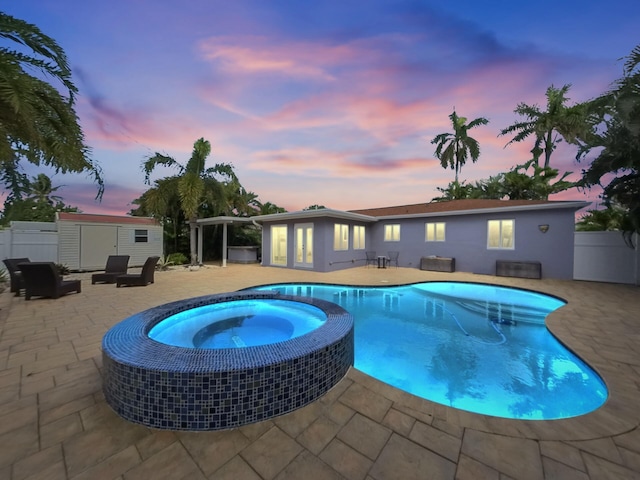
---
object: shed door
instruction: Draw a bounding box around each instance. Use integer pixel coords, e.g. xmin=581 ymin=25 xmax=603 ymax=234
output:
xmin=80 ymin=225 xmax=118 ymax=270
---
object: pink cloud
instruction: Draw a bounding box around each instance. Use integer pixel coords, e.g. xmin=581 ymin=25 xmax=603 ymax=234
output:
xmin=198 ymin=35 xmax=363 ymax=80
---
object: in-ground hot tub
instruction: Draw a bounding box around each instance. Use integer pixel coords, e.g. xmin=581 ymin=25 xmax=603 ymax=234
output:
xmin=102 ymin=291 xmax=354 ymax=431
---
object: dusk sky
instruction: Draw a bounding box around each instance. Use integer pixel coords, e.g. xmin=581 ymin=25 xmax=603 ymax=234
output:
xmin=4 ymin=1 xmax=639 ymax=215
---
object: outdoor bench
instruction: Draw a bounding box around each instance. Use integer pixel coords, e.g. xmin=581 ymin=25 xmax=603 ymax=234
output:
xmin=495 ymin=260 xmax=542 ymax=279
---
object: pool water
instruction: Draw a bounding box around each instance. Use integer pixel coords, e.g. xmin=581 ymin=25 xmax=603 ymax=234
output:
xmin=148 ymin=299 xmax=327 ymax=348
xmin=253 ymin=282 xmax=608 ymax=420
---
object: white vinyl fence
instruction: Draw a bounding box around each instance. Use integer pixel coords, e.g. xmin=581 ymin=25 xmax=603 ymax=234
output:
xmin=0 ymin=221 xmax=59 ymax=264
xmin=573 ymin=231 xmax=639 ymax=285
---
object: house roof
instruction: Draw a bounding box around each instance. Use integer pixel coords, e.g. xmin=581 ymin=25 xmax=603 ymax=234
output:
xmin=199 ymin=199 xmax=590 ymax=226
xmin=57 ymin=212 xmax=159 ymax=225
xmin=349 ymin=199 xmax=590 ymax=219
xmin=252 ymin=208 xmax=376 ymax=223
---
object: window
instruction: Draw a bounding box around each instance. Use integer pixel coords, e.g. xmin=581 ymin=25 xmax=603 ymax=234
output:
xmin=487 ymin=219 xmax=514 ymax=249
xmin=271 ymin=225 xmax=288 ymax=265
xmin=134 ymin=229 xmax=148 ymax=243
xmin=384 ymin=224 xmax=400 ymax=242
xmin=425 ymin=222 xmax=446 ymax=242
xmin=334 ymin=224 xmax=349 ymax=250
xmin=353 ymin=225 xmax=366 ymax=250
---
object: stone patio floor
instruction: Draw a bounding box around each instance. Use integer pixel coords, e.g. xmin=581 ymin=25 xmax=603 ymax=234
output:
xmin=1 ymin=263 xmax=639 ymax=479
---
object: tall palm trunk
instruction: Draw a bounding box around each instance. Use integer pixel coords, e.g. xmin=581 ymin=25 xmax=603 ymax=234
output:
xmin=189 ymin=215 xmax=198 ymax=265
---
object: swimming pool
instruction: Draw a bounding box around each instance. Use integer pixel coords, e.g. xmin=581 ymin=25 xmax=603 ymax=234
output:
xmin=251 ymin=282 xmax=608 ymax=420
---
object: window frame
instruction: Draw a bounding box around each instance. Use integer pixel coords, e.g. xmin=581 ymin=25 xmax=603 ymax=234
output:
xmin=353 ymin=225 xmax=366 ymax=250
xmin=270 ymin=224 xmax=288 ymax=266
xmin=425 ymin=222 xmax=446 ymax=242
xmin=134 ymin=229 xmax=148 ymax=243
xmin=487 ymin=219 xmax=515 ymax=250
xmin=334 ymin=223 xmax=349 ymax=251
xmin=384 ymin=224 xmax=401 ymax=242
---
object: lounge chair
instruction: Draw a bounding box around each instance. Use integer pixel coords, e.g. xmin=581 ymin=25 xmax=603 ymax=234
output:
xmin=365 ymin=251 xmax=377 ymax=268
xmin=116 ymin=256 xmax=160 ymax=287
xmin=387 ymin=251 xmax=400 ymax=268
xmin=3 ymin=257 xmax=30 ymax=296
xmin=91 ymin=255 xmax=130 ymax=284
xmin=18 ymin=262 xmax=81 ymax=300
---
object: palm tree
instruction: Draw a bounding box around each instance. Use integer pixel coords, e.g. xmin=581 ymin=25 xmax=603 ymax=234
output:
xmin=499 ymin=84 xmax=589 ymax=168
xmin=142 ymin=138 xmax=235 ymax=264
xmin=131 ymin=176 xmax=185 ymax=255
xmin=431 ymin=110 xmax=489 ymax=182
xmin=501 ymin=160 xmax=575 ymax=200
xmin=256 ymin=201 xmax=286 ymax=215
xmin=579 ymin=45 xmax=640 ymax=236
xmin=27 ymin=173 xmax=63 ymax=205
xmin=576 ymin=205 xmax=628 ymax=232
xmin=0 ymin=12 xmax=103 ymax=198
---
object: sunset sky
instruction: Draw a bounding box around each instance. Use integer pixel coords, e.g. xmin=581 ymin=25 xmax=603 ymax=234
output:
xmin=4 ymin=1 xmax=639 ymax=215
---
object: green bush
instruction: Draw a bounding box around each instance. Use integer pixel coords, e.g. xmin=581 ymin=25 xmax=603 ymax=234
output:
xmin=167 ymin=252 xmax=188 ymax=265
xmin=55 ymin=263 xmax=70 ymax=276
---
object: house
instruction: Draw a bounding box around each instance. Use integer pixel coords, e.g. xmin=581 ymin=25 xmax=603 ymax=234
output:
xmin=249 ymin=199 xmax=589 ymax=280
xmin=1 ymin=213 xmax=163 ymax=271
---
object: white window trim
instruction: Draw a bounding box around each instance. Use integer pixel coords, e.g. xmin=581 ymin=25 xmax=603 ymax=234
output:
xmin=487 ymin=219 xmax=515 ymax=250
xmin=425 ymin=222 xmax=446 ymax=242
xmin=334 ymin=223 xmax=349 ymax=251
xmin=384 ymin=224 xmax=401 ymax=242
xmin=270 ymin=224 xmax=288 ymax=266
xmin=353 ymin=225 xmax=366 ymax=250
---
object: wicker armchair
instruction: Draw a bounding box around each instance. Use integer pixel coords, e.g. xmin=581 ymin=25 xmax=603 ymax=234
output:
xmin=91 ymin=255 xmax=130 ymax=284
xmin=3 ymin=257 xmax=30 ymax=296
xmin=116 ymin=256 xmax=160 ymax=287
xmin=18 ymin=262 xmax=81 ymax=300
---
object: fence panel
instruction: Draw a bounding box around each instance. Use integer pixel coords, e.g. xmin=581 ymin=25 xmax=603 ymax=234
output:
xmin=574 ymin=231 xmax=639 ymax=285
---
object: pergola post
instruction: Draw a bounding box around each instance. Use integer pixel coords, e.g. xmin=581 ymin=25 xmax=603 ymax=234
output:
xmin=222 ymin=222 xmax=228 ymax=267
xmin=197 ymin=225 xmax=203 ymax=265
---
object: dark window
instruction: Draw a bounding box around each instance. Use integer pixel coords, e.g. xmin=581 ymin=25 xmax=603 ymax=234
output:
xmin=135 ymin=229 xmax=148 ymax=243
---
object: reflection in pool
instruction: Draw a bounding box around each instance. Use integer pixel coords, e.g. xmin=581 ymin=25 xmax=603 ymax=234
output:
xmin=252 ymin=282 xmax=608 ymax=420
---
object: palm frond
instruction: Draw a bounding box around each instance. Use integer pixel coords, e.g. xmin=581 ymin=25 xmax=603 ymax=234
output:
xmin=142 ymin=154 xmax=181 ymax=184
xmin=178 ymin=173 xmax=204 ymax=218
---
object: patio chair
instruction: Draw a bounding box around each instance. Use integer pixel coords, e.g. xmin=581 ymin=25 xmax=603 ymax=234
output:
xmin=387 ymin=251 xmax=400 ymax=268
xmin=91 ymin=255 xmax=130 ymax=284
xmin=17 ymin=262 xmax=81 ymax=300
xmin=3 ymin=257 xmax=30 ymax=296
xmin=116 ymin=256 xmax=160 ymax=287
xmin=365 ymin=251 xmax=377 ymax=268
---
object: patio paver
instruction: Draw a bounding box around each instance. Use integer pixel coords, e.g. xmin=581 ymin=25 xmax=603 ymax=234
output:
xmin=0 ymin=263 xmax=639 ymax=479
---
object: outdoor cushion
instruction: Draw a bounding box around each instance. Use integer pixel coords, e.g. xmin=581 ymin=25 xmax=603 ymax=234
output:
xmin=92 ymin=255 xmax=130 ymax=284
xmin=116 ymin=256 xmax=160 ymax=287
xmin=18 ymin=262 xmax=81 ymax=300
xmin=3 ymin=257 xmax=30 ymax=296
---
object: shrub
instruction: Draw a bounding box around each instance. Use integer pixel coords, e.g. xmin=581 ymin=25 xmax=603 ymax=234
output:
xmin=55 ymin=263 xmax=70 ymax=276
xmin=167 ymin=252 xmax=188 ymax=265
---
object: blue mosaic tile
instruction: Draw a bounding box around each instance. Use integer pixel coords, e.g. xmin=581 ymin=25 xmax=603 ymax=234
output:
xmin=102 ymin=291 xmax=354 ymax=431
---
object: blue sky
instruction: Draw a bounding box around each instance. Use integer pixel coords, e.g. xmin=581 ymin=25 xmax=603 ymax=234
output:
xmin=4 ymin=1 xmax=639 ymax=215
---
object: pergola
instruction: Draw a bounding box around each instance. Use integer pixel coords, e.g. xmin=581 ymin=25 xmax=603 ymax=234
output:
xmin=190 ymin=216 xmax=257 ymax=267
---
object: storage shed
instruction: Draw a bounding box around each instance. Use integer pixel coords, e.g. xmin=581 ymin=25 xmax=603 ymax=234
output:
xmin=56 ymin=213 xmax=163 ymax=271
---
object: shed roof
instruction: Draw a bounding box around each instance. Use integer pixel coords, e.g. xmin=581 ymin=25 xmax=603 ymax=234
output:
xmin=57 ymin=212 xmax=159 ymax=225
